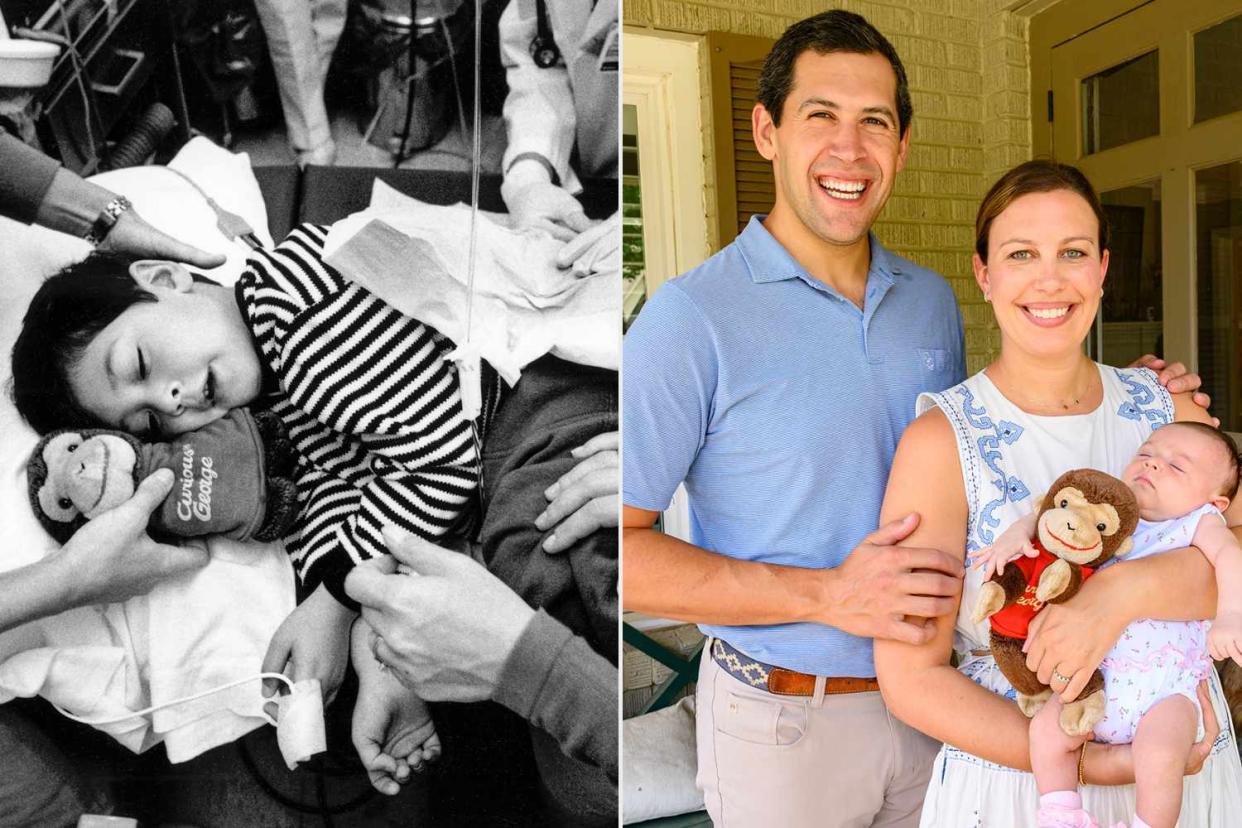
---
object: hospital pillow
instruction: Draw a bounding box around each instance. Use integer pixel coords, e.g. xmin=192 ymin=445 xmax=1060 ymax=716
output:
xmin=0 ymin=137 xmax=272 ymax=572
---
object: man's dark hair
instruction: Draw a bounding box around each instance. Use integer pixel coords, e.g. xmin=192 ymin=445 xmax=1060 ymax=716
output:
xmin=10 ymin=253 xmax=158 ymax=435
xmin=1168 ymin=421 xmax=1242 ymax=503
xmin=757 ymin=10 xmax=913 ymax=136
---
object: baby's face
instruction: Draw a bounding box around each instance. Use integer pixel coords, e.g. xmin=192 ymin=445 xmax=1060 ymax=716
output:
xmin=1122 ymin=425 xmax=1231 ymax=520
xmin=68 ymin=264 xmax=263 ymax=437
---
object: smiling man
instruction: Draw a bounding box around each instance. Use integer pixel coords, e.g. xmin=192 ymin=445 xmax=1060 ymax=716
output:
xmin=622 ymin=11 xmax=967 ymax=827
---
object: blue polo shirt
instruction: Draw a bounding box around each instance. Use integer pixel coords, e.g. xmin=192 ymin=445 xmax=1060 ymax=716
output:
xmin=623 ymin=216 xmax=966 ymax=676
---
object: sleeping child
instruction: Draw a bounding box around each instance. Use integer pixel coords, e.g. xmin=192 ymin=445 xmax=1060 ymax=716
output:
xmin=973 ymin=421 xmax=1242 ymax=828
xmin=10 ymin=226 xmax=509 ymax=783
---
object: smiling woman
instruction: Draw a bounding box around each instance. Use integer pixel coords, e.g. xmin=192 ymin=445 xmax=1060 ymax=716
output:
xmin=873 ymin=158 xmax=1242 ymax=828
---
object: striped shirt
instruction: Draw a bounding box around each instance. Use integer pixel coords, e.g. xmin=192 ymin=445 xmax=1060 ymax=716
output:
xmin=238 ymin=224 xmax=482 ymax=604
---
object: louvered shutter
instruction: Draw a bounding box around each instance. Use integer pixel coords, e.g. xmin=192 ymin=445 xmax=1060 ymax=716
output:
xmin=707 ymin=32 xmax=776 ymax=247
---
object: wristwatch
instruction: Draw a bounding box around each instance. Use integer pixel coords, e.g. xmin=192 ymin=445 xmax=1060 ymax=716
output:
xmin=84 ymin=196 xmax=132 ymax=246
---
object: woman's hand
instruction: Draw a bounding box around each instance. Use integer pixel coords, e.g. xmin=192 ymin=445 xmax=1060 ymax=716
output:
xmin=344 ymin=528 xmax=536 ymax=702
xmin=536 ymin=431 xmax=618 ymax=554
xmin=1023 ymin=586 xmax=1128 ymax=702
xmin=57 ymin=468 xmax=210 ymax=606
xmin=100 ymin=208 xmax=227 ymax=269
xmin=1084 ymin=681 xmax=1218 ymax=784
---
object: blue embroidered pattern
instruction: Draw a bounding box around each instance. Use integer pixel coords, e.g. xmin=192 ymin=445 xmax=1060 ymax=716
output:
xmin=1115 ymin=368 xmax=1172 ymax=431
xmin=956 ymin=386 xmax=1029 ymax=545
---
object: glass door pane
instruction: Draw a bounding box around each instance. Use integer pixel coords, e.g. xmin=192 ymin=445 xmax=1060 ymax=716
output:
xmin=622 ymin=104 xmax=646 ymax=330
xmin=1082 ymin=51 xmax=1160 ymax=155
xmin=1196 ymin=161 xmax=1242 ymax=432
xmin=1195 ymin=13 xmax=1242 ymax=123
xmin=1092 ymin=182 xmax=1163 ymax=367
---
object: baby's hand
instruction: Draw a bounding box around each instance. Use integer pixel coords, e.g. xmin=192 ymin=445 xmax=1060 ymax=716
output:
xmin=970 ymin=522 xmax=1037 ymax=581
xmin=1209 ymin=612 xmax=1242 ymax=665
xmin=262 ymin=584 xmax=356 ymax=705
xmin=350 ymin=619 xmax=441 ymax=795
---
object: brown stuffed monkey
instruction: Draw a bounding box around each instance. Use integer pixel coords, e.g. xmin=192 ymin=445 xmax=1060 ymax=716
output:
xmin=970 ymin=468 xmax=1139 ymax=736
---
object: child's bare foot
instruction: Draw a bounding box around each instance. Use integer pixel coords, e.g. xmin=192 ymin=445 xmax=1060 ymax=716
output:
xmin=350 ymin=620 xmax=441 ymax=794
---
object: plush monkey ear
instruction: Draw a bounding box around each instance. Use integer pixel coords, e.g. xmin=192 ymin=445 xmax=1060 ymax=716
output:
xmin=1113 ymin=537 xmax=1134 ymax=558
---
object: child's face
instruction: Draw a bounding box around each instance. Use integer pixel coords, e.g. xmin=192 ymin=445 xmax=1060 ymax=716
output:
xmin=67 ymin=261 xmax=263 ymax=438
xmin=1122 ymin=425 xmax=1232 ymax=520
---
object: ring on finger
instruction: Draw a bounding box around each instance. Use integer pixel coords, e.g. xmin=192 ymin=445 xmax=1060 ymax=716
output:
xmin=1051 ymin=668 xmax=1072 ymax=685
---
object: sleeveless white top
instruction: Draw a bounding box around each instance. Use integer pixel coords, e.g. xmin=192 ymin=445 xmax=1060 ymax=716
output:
xmin=918 ymin=364 xmax=1173 ymax=685
xmin=914 ymin=365 xmax=1242 ymax=827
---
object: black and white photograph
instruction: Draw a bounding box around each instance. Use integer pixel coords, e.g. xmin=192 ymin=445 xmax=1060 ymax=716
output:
xmin=0 ymin=0 xmax=618 ymax=824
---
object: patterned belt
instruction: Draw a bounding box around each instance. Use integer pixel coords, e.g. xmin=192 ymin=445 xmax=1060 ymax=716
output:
xmin=710 ymin=639 xmax=880 ymax=697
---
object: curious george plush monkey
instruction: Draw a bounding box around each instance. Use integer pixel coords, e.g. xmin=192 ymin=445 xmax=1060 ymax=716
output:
xmin=970 ymin=468 xmax=1139 ymax=736
xmin=28 ymin=408 xmax=298 ymax=544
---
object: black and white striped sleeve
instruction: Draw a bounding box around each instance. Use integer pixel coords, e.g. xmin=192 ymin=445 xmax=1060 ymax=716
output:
xmin=257 ymin=226 xmax=479 ymax=601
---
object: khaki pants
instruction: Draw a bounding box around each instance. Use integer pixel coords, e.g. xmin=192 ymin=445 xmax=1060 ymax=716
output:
xmin=695 ymin=645 xmax=940 ymax=827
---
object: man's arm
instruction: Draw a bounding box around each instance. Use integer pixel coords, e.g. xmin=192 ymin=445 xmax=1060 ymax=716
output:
xmin=622 ymin=505 xmax=962 ymax=642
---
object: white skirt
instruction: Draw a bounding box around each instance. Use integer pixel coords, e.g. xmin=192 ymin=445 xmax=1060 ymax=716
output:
xmin=919 ymin=659 xmax=1242 ymax=828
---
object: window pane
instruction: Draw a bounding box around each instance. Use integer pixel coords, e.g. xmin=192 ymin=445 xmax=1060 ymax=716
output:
xmin=1196 ymin=162 xmax=1242 ymax=432
xmin=1095 ymin=183 xmax=1162 ymax=368
xmin=622 ymin=105 xmax=646 ymax=330
xmin=1082 ymin=51 xmax=1159 ymax=155
xmin=1195 ymin=14 xmax=1242 ymax=123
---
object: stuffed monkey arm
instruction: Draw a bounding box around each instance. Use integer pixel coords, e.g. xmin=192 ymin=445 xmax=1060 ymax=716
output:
xmin=971 ymin=561 xmax=1030 ymax=624
xmin=1035 ymin=559 xmax=1079 ymax=604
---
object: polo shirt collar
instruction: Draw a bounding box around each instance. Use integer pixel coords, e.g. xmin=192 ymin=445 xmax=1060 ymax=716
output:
xmin=735 ymin=215 xmax=899 ymax=300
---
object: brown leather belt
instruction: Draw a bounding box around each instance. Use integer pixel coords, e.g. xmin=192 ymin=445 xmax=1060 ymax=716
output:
xmin=710 ymin=639 xmax=880 ymax=697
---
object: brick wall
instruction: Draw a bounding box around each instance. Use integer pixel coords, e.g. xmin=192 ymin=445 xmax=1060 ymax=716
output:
xmin=625 ymin=0 xmax=1036 ymax=370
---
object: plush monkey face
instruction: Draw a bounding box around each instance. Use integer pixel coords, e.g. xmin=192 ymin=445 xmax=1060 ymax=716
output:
xmin=35 ymin=432 xmax=139 ymax=524
xmin=1036 ymin=469 xmax=1139 ymax=567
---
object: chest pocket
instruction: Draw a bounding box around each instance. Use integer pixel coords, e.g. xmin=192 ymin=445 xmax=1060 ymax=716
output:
xmin=917 ymin=348 xmax=950 ymax=373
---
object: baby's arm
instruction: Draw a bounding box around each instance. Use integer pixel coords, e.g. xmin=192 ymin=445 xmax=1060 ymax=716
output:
xmin=970 ymin=511 xmax=1038 ymax=581
xmin=1194 ymin=515 xmax=1242 ymax=663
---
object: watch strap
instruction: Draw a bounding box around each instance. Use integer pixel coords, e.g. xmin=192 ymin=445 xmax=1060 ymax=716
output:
xmin=84 ymin=195 xmax=132 ymax=246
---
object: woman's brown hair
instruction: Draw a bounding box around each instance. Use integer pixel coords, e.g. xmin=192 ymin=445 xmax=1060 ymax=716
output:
xmin=974 ymin=159 xmax=1109 ymax=261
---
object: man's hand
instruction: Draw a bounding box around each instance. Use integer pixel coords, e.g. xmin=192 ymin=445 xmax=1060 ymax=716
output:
xmin=501 ymin=161 xmax=593 ymax=242
xmin=825 ymin=513 xmax=964 ymax=645
xmin=1131 ymin=355 xmax=1215 ymax=423
xmin=99 ymin=208 xmax=226 ymax=269
xmin=537 ymin=431 xmax=618 ymax=554
xmin=345 ymin=527 xmax=536 ymax=702
xmin=262 ymin=584 xmax=356 ymax=705
xmin=55 ymin=468 xmax=209 ymax=607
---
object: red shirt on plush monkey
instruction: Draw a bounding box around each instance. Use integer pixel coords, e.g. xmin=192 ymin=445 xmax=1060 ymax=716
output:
xmin=971 ymin=468 xmax=1139 ymax=736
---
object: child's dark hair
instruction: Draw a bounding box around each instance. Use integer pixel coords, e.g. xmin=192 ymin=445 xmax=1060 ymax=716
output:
xmin=1169 ymin=421 xmax=1241 ymax=502
xmin=10 ymin=253 xmax=159 ymax=435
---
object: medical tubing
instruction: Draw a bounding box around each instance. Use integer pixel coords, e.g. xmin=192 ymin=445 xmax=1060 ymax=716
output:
xmin=464 ymin=0 xmax=481 ymax=343
xmin=53 ymin=671 xmax=294 ymax=726
xmin=108 ymin=102 xmax=175 ymax=169
xmin=394 ymin=0 xmax=418 ymax=167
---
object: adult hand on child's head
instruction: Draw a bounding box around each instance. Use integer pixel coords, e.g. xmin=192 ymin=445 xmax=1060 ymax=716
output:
xmin=55 ymin=468 xmax=209 ymax=607
xmin=1130 ymin=355 xmax=1216 ymax=424
xmin=261 ymin=583 xmax=355 ymax=706
xmin=345 ymin=528 xmax=536 ymax=703
xmin=99 ymin=207 xmax=227 ymax=269
xmin=537 ymin=431 xmax=618 ymax=554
